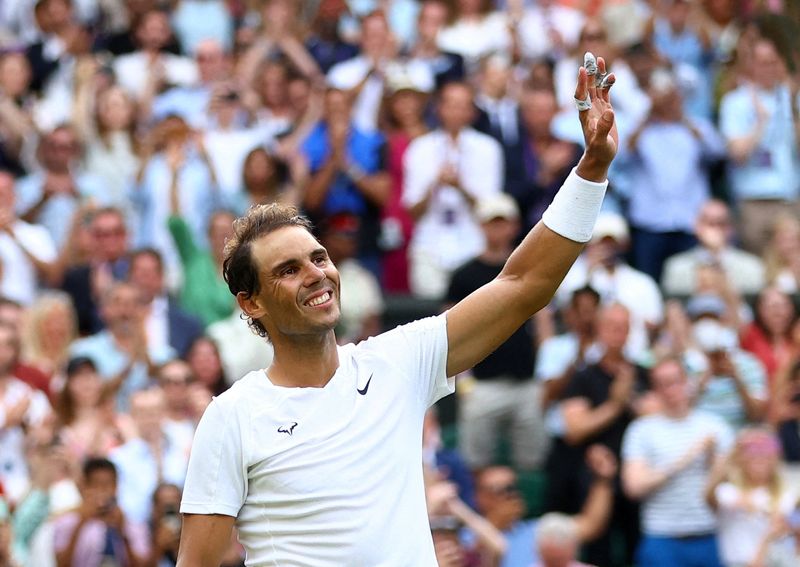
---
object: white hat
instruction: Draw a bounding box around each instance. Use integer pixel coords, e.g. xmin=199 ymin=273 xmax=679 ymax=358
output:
xmin=475 ymin=193 xmax=520 ymax=223
xmin=384 ymin=61 xmax=435 ymax=94
xmin=592 ymin=212 xmax=629 ymax=242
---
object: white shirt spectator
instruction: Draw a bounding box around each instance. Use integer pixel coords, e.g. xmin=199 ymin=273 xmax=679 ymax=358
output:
xmin=114 ymin=52 xmax=199 ymax=100
xmin=556 ymin=256 xmax=663 ymax=361
xmin=337 ymin=258 xmax=384 ymax=344
xmin=0 ymin=377 xmax=51 ymax=503
xmin=437 ymin=12 xmax=512 ymax=69
xmin=207 ymin=308 xmax=274 ymax=385
xmin=402 ymin=128 xmax=503 ymax=298
xmin=0 ymin=220 xmax=57 ymax=305
xmin=516 ymin=4 xmax=585 ymax=62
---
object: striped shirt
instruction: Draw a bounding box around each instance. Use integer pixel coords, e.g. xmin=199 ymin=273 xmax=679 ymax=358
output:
xmin=622 ymin=410 xmax=734 ymax=536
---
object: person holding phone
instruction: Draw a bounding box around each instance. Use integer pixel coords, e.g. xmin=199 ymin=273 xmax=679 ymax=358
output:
xmin=53 ymin=458 xmax=149 ymax=567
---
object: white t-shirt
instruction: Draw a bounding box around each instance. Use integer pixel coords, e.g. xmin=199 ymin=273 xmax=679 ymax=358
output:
xmin=0 ymin=220 xmax=57 ymax=305
xmin=181 ymin=315 xmax=454 ymax=566
xmin=715 ymin=482 xmax=796 ymax=566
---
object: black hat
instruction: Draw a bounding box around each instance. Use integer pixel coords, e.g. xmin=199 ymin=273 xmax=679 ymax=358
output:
xmin=66 ymin=356 xmax=97 ymax=377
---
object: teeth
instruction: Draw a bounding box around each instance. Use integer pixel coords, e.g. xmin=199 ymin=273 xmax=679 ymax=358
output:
xmin=307 ymin=292 xmax=330 ymax=307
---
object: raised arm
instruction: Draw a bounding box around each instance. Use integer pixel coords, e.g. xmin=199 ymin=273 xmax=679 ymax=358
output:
xmin=445 ymin=55 xmax=617 ymax=377
xmin=175 ymin=514 xmax=236 ymax=567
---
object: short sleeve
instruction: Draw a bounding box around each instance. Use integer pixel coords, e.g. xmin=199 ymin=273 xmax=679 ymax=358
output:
xmin=621 ymin=419 xmax=647 ymax=461
xmin=180 ymin=398 xmax=248 ymax=517
xmin=534 ymin=336 xmax=576 ymax=381
xmin=364 ymin=314 xmax=452 ymax=410
xmin=714 ymin=482 xmax=740 ymax=511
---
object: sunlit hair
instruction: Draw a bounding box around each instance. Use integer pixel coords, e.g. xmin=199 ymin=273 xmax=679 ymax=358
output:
xmin=728 ymin=426 xmax=784 ymax=510
xmin=764 ymin=213 xmax=800 ymax=284
xmin=21 ymin=291 xmax=78 ymax=372
xmin=222 ymin=203 xmax=313 ymax=338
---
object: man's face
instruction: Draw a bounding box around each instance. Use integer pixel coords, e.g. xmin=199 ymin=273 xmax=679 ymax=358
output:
xmin=43 ymin=128 xmax=79 ymax=171
xmin=361 ymin=14 xmax=389 ymax=56
xmin=597 ymin=306 xmax=630 ymax=352
xmin=521 ymin=90 xmax=557 ymax=137
xmin=539 ymin=539 xmax=579 ymax=567
xmin=475 ymin=467 xmax=525 ymax=521
xmin=651 ymin=360 xmax=689 ymax=410
xmin=131 ymin=390 xmax=166 ymax=437
xmin=136 ymin=11 xmax=171 ymax=50
xmin=92 ymin=212 xmax=127 ymax=261
xmin=437 ymin=84 xmax=474 ymax=132
xmin=102 ymin=285 xmax=143 ymax=329
xmin=82 ymin=469 xmax=117 ymax=509
xmin=129 ymin=254 xmax=164 ymax=302
xmin=571 ymin=293 xmax=600 ymax=333
xmin=245 ymin=226 xmax=341 ymax=339
xmin=418 ymin=2 xmax=448 ymax=42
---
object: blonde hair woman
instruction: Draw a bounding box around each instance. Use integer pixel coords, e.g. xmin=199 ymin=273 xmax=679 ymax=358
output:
xmin=21 ymin=291 xmax=78 ymax=379
xmin=706 ymin=427 xmax=796 ymax=567
xmin=763 ymin=214 xmax=800 ymax=294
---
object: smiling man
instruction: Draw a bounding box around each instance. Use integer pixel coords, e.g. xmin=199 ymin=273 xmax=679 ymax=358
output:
xmin=177 ymin=54 xmax=619 ymax=567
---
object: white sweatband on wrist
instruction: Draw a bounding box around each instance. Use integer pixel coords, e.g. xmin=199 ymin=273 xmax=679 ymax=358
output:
xmin=542 ymin=168 xmax=608 ymax=243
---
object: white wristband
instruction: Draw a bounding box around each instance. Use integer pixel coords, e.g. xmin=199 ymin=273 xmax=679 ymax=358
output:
xmin=542 ymin=168 xmax=608 ymax=243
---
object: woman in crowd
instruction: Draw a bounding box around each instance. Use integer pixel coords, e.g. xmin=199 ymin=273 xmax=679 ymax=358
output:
xmin=436 ymin=0 xmax=511 ymax=70
xmin=763 ymin=214 xmax=800 ymax=294
xmin=740 ymin=287 xmax=798 ymax=386
xmin=21 ymin=291 xmax=78 ymax=384
xmin=706 ymin=427 xmax=796 ymax=567
xmin=184 ymin=336 xmax=229 ymax=397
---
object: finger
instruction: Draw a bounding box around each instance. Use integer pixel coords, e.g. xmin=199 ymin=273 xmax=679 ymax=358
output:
xmin=594 ymin=108 xmax=615 ymax=142
xmin=574 ymin=67 xmax=590 ymax=126
xmin=584 ymin=52 xmax=598 ymax=101
xmin=599 ymin=73 xmax=615 ymax=103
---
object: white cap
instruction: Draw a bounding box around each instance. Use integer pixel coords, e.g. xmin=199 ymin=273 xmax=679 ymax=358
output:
xmin=475 ymin=193 xmax=520 ymax=223
xmin=384 ymin=61 xmax=435 ymax=94
xmin=592 ymin=212 xmax=629 ymax=242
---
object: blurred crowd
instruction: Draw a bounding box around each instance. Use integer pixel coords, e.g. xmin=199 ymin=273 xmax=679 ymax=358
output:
xmin=0 ymin=0 xmax=799 ymax=566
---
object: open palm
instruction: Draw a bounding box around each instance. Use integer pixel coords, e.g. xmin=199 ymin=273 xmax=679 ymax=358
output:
xmin=574 ymin=55 xmax=618 ymax=166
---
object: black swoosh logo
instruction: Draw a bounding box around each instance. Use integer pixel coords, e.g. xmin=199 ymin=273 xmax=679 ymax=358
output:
xmin=357 ymin=374 xmax=373 ymax=396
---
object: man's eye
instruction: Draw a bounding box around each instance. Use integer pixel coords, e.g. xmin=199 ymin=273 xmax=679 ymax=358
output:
xmin=282 ymin=267 xmax=298 ymax=276
xmin=313 ymin=256 xmax=328 ymax=265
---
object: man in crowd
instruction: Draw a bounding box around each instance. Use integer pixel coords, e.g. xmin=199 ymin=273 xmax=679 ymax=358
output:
xmin=403 ymin=81 xmax=503 ymax=299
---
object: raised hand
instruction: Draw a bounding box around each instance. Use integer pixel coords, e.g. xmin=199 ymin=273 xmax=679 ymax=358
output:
xmin=574 ymin=53 xmax=618 ymax=180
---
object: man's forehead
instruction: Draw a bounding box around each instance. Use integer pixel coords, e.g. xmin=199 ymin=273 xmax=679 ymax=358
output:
xmin=253 ymin=226 xmax=321 ymax=267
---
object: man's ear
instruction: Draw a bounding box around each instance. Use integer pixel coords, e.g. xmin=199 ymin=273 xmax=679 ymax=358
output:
xmin=237 ymin=292 xmax=267 ymax=321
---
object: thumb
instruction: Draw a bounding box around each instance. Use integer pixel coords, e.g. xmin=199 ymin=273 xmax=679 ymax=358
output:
xmin=594 ymin=108 xmax=614 ymax=141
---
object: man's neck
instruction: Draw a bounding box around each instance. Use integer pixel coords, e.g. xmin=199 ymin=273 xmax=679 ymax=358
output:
xmin=412 ymin=38 xmax=438 ymax=58
xmin=267 ymin=332 xmax=340 ymax=388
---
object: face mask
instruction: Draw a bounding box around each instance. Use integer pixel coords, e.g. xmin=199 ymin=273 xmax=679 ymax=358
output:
xmin=692 ymin=319 xmax=737 ymax=353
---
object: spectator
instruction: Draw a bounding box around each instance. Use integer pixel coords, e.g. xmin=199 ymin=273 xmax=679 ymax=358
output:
xmin=763 ymin=213 xmax=800 ymax=294
xmin=771 ymin=359 xmax=800 ymax=461
xmin=60 ymin=206 xmax=131 ymax=335
xmin=379 ymin=73 xmax=429 ymax=293
xmin=233 ymin=147 xmax=303 ymax=214
xmin=206 ymin=309 xmax=275 ymax=386
xmin=0 ymin=322 xmax=52 ymax=505
xmin=621 ymin=67 xmax=726 ymax=282
xmin=15 ymin=125 xmax=107 ymax=249
xmin=305 ymin=0 xmax=360 ymax=74
xmin=706 ymin=427 xmax=795 ymax=567
xmin=54 ymin=356 xmax=127 ymax=462
xmin=157 ymin=360 xmax=195 ymax=452
xmin=53 ymin=458 xmax=150 ymax=567
xmin=661 ymin=199 xmax=766 ymax=297
xmin=302 ymin=87 xmax=390 ymax=276
xmin=183 ymin=336 xmax=229 ymax=396
xmin=621 ymin=357 xmax=734 ymax=567
xmin=128 ymin=248 xmax=203 ymax=357
xmin=326 ymin=10 xmax=434 ymax=133
xmin=70 ymin=282 xmax=175 ymax=411
xmin=476 ymin=445 xmax=617 ymax=567
xmin=514 ymin=0 xmax=585 ymax=65
xmin=547 ymin=303 xmax=650 ymax=566
xmin=109 ymin=388 xmax=189 ymax=525
xmin=740 ymin=286 xmax=797 ymax=385
xmin=556 ymin=212 xmax=664 ymax=361
xmin=171 ymin=0 xmax=234 ymax=56
xmin=112 ymin=9 xmax=198 ymax=102
xmin=719 ymin=35 xmax=800 ymax=254
xmin=147 ymin=483 xmax=182 ymax=567
xmin=402 ymin=81 xmax=503 ymax=299
xmin=535 ymin=285 xmax=602 ymax=409
xmin=473 ymin=54 xmax=520 ymax=152
xmin=446 ymin=194 xmax=548 ymax=472
xmin=0 ymin=172 xmax=59 ymax=304
xmin=168 ymin=207 xmax=236 ymax=327
xmin=691 ymin=300 xmax=768 ymax=429
xmin=436 ymin=0 xmax=511 ymax=70
xmin=0 ymin=50 xmax=36 ymax=176
xmin=422 ymin=408 xmax=475 ymax=509
xmin=506 ymin=85 xmax=582 ymax=234
xmin=534 ymin=513 xmax=594 ymax=567
xmin=132 ymin=115 xmax=217 ymax=287
xmin=0 ymin=297 xmax=51 ymax=394
xmin=73 ymin=83 xmax=141 ymax=213
xmin=407 ymin=0 xmax=465 ymax=89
